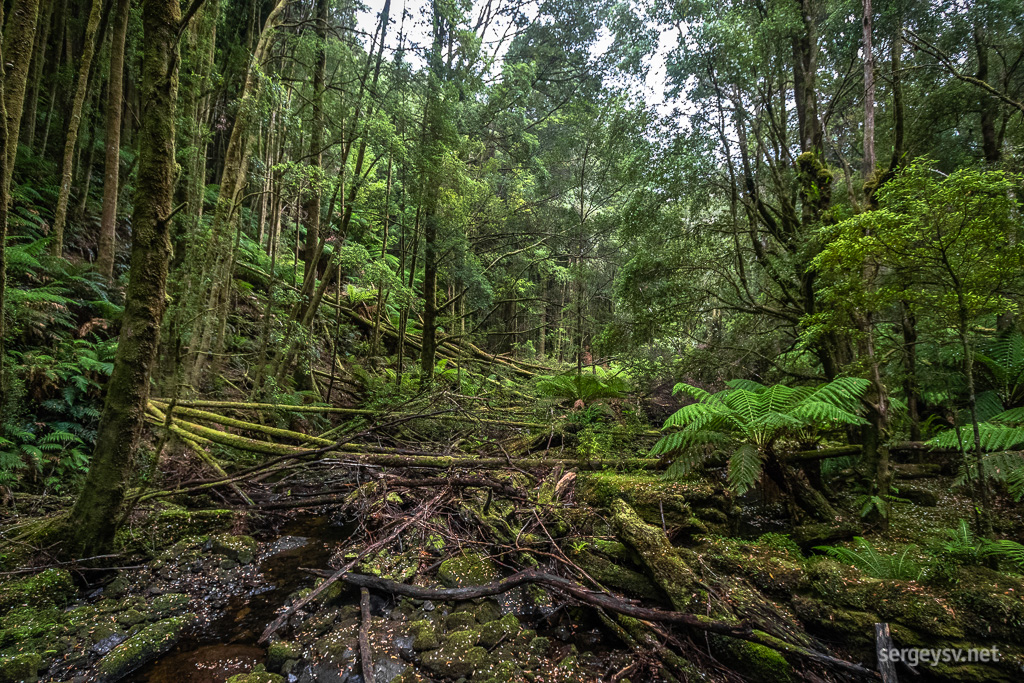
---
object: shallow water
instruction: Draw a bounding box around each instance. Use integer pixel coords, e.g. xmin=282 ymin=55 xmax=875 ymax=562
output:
xmin=139 ymin=516 xmax=356 ymax=682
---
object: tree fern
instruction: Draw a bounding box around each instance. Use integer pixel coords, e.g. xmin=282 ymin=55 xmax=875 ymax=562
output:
xmin=656 ymin=377 xmax=870 ymax=493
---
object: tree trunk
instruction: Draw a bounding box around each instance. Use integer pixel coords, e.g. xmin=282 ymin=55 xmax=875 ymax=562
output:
xmin=50 ymin=0 xmax=104 ymax=256
xmin=180 ymin=0 xmax=290 ymax=389
xmin=1 ymin=0 xmax=40 ymax=178
xmin=974 ymin=27 xmax=999 ymax=163
xmin=860 ymin=0 xmax=875 ymax=176
xmin=0 ymin=14 xmax=10 ymax=382
xmin=889 ymin=24 xmax=904 ymax=170
xmin=19 ymin=0 xmax=52 ymax=147
xmin=97 ymin=0 xmax=132 ymax=279
xmin=303 ymin=0 xmax=327 ymax=283
xmin=900 ymin=302 xmax=920 ymax=441
xmin=68 ymin=0 xmax=180 ymax=555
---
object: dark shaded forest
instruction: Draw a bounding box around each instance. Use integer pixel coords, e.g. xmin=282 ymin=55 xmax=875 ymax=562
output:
xmin=1 ymin=0 xmax=1023 ymax=681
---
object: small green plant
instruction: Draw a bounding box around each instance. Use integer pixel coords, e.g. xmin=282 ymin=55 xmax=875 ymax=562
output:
xmin=757 ymin=533 xmax=802 ymax=558
xmin=817 ymin=537 xmax=924 ymax=580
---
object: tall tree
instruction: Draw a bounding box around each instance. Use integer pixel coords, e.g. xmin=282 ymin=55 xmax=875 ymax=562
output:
xmin=68 ymin=0 xmax=182 ymax=554
xmin=49 ymin=0 xmax=104 ymax=256
xmin=1 ymin=0 xmax=40 ymax=177
xmin=97 ymin=0 xmax=132 ymax=279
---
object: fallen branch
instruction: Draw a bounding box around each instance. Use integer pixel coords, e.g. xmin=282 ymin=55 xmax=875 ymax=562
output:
xmin=258 ymin=488 xmax=449 ymax=643
xmin=337 ymin=571 xmax=879 ymax=679
xmin=359 ymin=588 xmax=374 ymax=681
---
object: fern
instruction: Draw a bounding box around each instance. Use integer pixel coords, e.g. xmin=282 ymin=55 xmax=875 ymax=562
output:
xmin=818 ymin=537 xmax=923 ymax=580
xmin=536 ymin=373 xmax=628 ymax=404
xmin=656 ymin=377 xmax=870 ymax=493
xmin=985 ymin=540 xmax=1024 ymax=572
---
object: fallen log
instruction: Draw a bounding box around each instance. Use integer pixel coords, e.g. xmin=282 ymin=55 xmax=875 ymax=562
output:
xmin=333 ymin=571 xmax=879 ymax=679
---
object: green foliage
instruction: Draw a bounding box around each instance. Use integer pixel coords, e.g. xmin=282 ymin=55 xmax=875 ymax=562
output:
xmin=817 ymin=538 xmax=924 ymax=581
xmin=655 ymin=377 xmax=869 ymax=494
xmin=977 ymin=330 xmax=1024 ymax=409
xmin=535 ymin=372 xmax=629 ymax=404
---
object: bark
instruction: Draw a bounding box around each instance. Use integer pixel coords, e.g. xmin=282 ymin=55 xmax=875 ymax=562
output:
xmin=889 ymin=25 xmax=904 ymax=170
xmin=68 ymin=0 xmax=181 ymax=556
xmin=19 ymin=0 xmax=53 ymax=147
xmin=0 ymin=21 xmax=9 ymax=381
xmin=860 ymin=0 xmax=875 ymax=176
xmin=180 ymin=0 xmax=290 ymax=388
xmin=1 ymin=0 xmax=40 ymax=178
xmin=96 ymin=0 xmax=132 ymax=279
xmin=974 ymin=27 xmax=1000 ymax=163
xmin=900 ymin=302 xmax=920 ymax=441
xmin=303 ymin=0 xmax=327 ymax=283
xmin=50 ymin=0 xmax=104 ymax=256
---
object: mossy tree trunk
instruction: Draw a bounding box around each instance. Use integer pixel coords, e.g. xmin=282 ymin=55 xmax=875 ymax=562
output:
xmin=19 ymin=0 xmax=52 ymax=148
xmin=49 ymin=0 xmax=103 ymax=257
xmin=68 ymin=0 xmax=181 ymax=556
xmin=96 ymin=0 xmax=132 ymax=279
xmin=1 ymin=0 xmax=40 ymax=178
xmin=179 ymin=0 xmax=290 ymax=390
xmin=0 ymin=11 xmax=10 ymax=382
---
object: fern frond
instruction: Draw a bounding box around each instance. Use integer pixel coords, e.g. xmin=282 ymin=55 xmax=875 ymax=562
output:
xmin=728 ymin=443 xmax=762 ymax=495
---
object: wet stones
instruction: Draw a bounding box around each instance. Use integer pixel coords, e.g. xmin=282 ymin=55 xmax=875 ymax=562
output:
xmin=95 ymin=615 xmax=195 ymax=682
xmin=210 ymin=534 xmax=258 ymax=565
xmin=0 ymin=568 xmax=75 ymax=611
xmin=437 ymin=552 xmax=499 ymax=588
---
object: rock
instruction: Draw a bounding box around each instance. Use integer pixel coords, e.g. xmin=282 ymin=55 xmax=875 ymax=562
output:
xmin=226 ymin=664 xmax=284 ymax=683
xmin=393 ymin=633 xmax=415 ymax=661
xmin=479 ymin=614 xmax=519 ymax=648
xmin=147 ymin=508 xmax=236 ymax=545
xmin=116 ymin=609 xmax=146 ymax=626
xmin=373 ymin=655 xmax=407 ymax=683
xmin=420 ymin=629 xmax=488 ymax=677
xmin=0 ymin=652 xmax=42 ymax=683
xmin=528 ymin=636 xmax=550 ymax=655
xmin=95 ymin=615 xmax=194 ymax=682
xmin=104 ymin=575 xmax=130 ymax=599
xmin=211 ymin=534 xmax=258 ymax=565
xmin=407 ymin=620 xmax=439 ymax=651
xmin=899 ymin=484 xmax=939 ymax=506
xmin=444 ymin=611 xmax=476 ymax=632
xmin=91 ymin=633 xmax=128 ymax=656
xmin=267 ymin=641 xmax=303 ymax=672
xmin=0 ymin=568 xmax=75 ymax=611
xmin=150 ymin=593 xmax=190 ymax=617
xmin=437 ymin=552 xmax=498 ymax=588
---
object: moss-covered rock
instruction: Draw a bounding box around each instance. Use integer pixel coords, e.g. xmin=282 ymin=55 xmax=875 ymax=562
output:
xmin=420 ymin=632 xmax=488 ymax=677
xmin=480 ymin=613 xmax=519 ymax=648
xmin=568 ymin=548 xmax=665 ymax=601
xmin=266 ymin=641 xmax=302 ymax=672
xmin=210 ymin=534 xmax=258 ymax=565
xmin=136 ymin=508 xmax=236 ymax=547
xmin=0 ymin=569 xmax=75 ymax=611
xmin=444 ymin=610 xmax=477 ymax=632
xmin=96 ymin=615 xmax=194 ymax=681
xmin=714 ymin=636 xmax=793 ymax=683
xmin=150 ymin=593 xmax=190 ymax=617
xmin=0 ymin=652 xmax=42 ymax=683
xmin=437 ymin=552 xmax=498 ymax=588
xmin=408 ymin=619 xmax=440 ymax=651
xmin=225 ymin=664 xmax=283 ymax=683
xmin=577 ymin=472 xmax=731 ymax=532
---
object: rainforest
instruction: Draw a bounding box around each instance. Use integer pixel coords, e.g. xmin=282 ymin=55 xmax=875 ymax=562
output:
xmin=1 ymin=0 xmax=1023 ymax=681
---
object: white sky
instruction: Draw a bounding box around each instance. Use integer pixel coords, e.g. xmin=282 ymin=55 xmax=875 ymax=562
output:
xmin=355 ymin=0 xmax=678 ymax=116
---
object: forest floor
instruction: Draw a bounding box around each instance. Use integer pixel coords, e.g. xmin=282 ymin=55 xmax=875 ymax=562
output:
xmin=2 ymin=382 xmax=1024 ymax=683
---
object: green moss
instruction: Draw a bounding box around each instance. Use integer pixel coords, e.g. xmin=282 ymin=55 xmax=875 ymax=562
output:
xmin=610 ymin=500 xmax=699 ymax=610
xmin=266 ymin=641 xmax=302 ymax=672
xmin=408 ymin=619 xmax=440 ymax=651
xmin=0 ymin=569 xmax=75 ymax=611
xmin=96 ymin=615 xmax=194 ymax=680
xmin=225 ymin=664 xmax=284 ymax=683
xmin=715 ymin=637 xmax=793 ymax=683
xmin=437 ymin=552 xmax=498 ymax=588
xmin=0 ymin=652 xmax=42 ymax=683
xmin=150 ymin=593 xmax=190 ymax=617
xmin=577 ymin=472 xmax=731 ymax=531
xmin=480 ymin=613 xmax=519 ymax=648
xmin=420 ymin=634 xmax=488 ymax=677
xmin=210 ymin=534 xmax=258 ymax=565
xmin=444 ymin=611 xmax=476 ymax=632
xmin=140 ymin=508 xmax=236 ymax=546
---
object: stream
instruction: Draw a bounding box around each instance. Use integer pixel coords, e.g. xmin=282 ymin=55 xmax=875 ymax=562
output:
xmin=139 ymin=516 xmax=356 ymax=683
